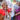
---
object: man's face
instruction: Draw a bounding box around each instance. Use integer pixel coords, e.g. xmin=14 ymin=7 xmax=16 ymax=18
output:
xmin=2 ymin=4 xmax=6 ymax=9
xmin=2 ymin=3 xmax=8 ymax=10
xmin=16 ymin=2 xmax=20 ymax=6
xmin=18 ymin=2 xmax=20 ymax=6
xmin=6 ymin=5 xmax=8 ymax=9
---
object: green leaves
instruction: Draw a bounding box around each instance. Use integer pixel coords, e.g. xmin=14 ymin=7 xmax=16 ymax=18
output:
xmin=11 ymin=0 xmax=13 ymax=2
xmin=0 ymin=6 xmax=1 ymax=8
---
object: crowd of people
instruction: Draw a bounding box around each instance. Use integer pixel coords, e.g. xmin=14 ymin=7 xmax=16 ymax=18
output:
xmin=0 ymin=1 xmax=12 ymax=20
xmin=0 ymin=0 xmax=20 ymax=20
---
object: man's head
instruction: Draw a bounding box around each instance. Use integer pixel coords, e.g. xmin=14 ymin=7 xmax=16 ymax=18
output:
xmin=18 ymin=2 xmax=20 ymax=6
xmin=1 ymin=1 xmax=8 ymax=10
xmin=1 ymin=1 xmax=6 ymax=8
xmin=16 ymin=2 xmax=20 ymax=6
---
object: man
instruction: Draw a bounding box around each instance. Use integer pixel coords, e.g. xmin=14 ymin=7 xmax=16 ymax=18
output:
xmin=1 ymin=1 xmax=12 ymax=20
xmin=14 ymin=2 xmax=20 ymax=20
xmin=3 ymin=0 xmax=15 ymax=20
xmin=1 ymin=1 xmax=9 ymax=20
xmin=6 ymin=0 xmax=15 ymax=20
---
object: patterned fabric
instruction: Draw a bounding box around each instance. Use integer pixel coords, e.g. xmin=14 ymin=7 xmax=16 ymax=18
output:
xmin=14 ymin=4 xmax=20 ymax=20
xmin=5 ymin=0 xmax=14 ymax=17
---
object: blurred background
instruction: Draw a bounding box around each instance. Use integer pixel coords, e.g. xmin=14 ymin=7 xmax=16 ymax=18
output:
xmin=0 ymin=0 xmax=16 ymax=9
xmin=0 ymin=0 xmax=20 ymax=20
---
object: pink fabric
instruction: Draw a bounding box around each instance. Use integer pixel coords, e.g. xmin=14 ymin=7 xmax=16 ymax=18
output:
xmin=15 ymin=7 xmax=20 ymax=20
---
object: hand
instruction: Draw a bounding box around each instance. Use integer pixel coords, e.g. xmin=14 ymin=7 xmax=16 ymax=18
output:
xmin=15 ymin=14 xmax=18 ymax=16
xmin=18 ymin=12 xmax=20 ymax=14
xmin=15 ymin=12 xmax=20 ymax=16
xmin=17 ymin=12 xmax=20 ymax=14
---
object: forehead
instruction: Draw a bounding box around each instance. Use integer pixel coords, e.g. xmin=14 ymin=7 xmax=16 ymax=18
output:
xmin=3 ymin=4 xmax=6 ymax=5
xmin=2 ymin=2 xmax=6 ymax=5
xmin=2 ymin=3 xmax=8 ymax=6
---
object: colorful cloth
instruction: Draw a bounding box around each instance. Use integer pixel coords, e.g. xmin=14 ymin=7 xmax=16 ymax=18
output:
xmin=14 ymin=4 xmax=20 ymax=20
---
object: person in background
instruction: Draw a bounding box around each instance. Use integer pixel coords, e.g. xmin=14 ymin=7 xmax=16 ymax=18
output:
xmin=14 ymin=2 xmax=20 ymax=20
xmin=2 ymin=0 xmax=14 ymax=20
xmin=1 ymin=1 xmax=12 ymax=20
xmin=6 ymin=3 xmax=12 ymax=20
xmin=5 ymin=0 xmax=12 ymax=20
